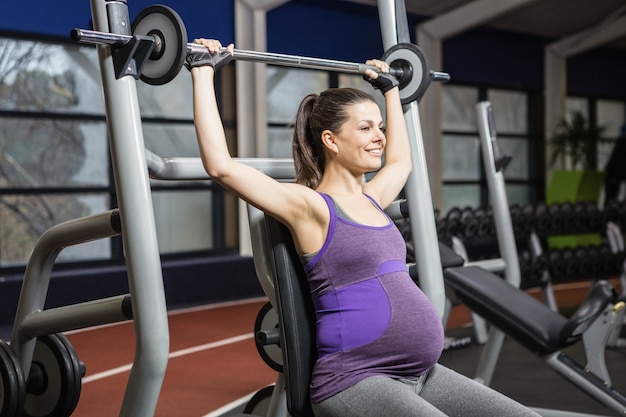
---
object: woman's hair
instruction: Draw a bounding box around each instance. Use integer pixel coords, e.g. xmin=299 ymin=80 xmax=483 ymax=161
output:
xmin=292 ymin=88 xmax=376 ymax=188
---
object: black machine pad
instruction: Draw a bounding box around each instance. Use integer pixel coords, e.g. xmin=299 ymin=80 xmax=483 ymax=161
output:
xmin=444 ymin=266 xmax=569 ymax=354
xmin=264 ymin=215 xmax=316 ymax=417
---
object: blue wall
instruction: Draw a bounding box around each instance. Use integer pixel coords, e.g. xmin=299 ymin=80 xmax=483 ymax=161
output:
xmin=443 ymin=28 xmax=546 ymax=91
xmin=569 ymin=48 xmax=626 ymax=99
xmin=267 ymin=1 xmax=389 ymax=63
xmin=0 ymin=0 xmax=624 ymax=99
xmin=0 ymin=1 xmax=235 ymax=44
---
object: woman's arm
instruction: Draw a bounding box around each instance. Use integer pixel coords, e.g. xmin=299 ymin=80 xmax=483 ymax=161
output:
xmin=362 ymin=65 xmax=412 ymax=208
xmin=189 ymin=40 xmax=327 ymax=254
xmin=190 ymin=41 xmax=310 ymax=228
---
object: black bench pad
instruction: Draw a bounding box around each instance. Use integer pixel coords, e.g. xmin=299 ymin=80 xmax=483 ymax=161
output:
xmin=265 ymin=215 xmax=316 ymax=417
xmin=444 ymin=266 xmax=569 ymax=355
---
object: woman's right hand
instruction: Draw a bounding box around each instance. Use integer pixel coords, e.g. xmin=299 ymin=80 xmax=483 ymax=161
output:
xmin=185 ymin=39 xmax=234 ymax=72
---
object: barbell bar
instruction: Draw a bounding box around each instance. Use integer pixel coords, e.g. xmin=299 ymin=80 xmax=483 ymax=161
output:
xmin=72 ymin=27 xmax=404 ymax=77
xmin=71 ymin=4 xmax=449 ymax=102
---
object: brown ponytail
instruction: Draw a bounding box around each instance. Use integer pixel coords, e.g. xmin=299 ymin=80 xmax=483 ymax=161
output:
xmin=292 ymin=88 xmax=375 ymax=189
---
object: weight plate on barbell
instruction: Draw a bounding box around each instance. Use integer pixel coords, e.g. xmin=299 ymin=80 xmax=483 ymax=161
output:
xmin=132 ymin=5 xmax=188 ymax=86
xmin=382 ymin=43 xmax=429 ymax=105
xmin=0 ymin=340 xmax=26 ymax=417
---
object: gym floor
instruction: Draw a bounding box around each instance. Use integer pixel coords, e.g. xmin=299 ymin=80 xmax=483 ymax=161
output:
xmin=48 ymin=280 xmax=626 ymax=416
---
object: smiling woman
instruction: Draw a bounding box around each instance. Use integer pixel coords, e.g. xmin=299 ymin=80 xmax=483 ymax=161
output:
xmin=186 ymin=38 xmax=542 ymax=417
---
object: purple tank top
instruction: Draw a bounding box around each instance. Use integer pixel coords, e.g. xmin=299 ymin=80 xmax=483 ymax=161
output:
xmin=304 ymin=193 xmax=444 ymax=403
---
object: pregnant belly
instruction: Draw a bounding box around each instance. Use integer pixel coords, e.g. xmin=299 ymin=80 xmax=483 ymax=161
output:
xmin=313 ymin=272 xmax=444 ymax=363
xmin=314 ymin=277 xmax=391 ymax=358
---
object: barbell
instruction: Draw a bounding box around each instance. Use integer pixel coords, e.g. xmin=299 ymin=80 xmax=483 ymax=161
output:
xmin=71 ymin=5 xmax=449 ymax=103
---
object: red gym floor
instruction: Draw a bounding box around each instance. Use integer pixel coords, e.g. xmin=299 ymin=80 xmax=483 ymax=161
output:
xmin=61 ymin=279 xmax=624 ymax=416
xmin=65 ymin=298 xmax=276 ymax=417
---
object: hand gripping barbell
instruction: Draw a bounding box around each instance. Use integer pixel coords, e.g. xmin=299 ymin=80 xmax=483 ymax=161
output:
xmin=71 ymin=5 xmax=449 ymax=104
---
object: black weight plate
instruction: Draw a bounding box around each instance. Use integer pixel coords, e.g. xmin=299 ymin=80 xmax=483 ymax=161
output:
xmin=132 ymin=5 xmax=188 ymax=85
xmin=0 ymin=340 xmax=26 ymax=417
xmin=23 ymin=334 xmax=82 ymax=417
xmin=382 ymin=43 xmax=429 ymax=105
xmin=254 ymin=302 xmax=283 ymax=373
xmin=243 ymin=385 xmax=274 ymax=415
xmin=55 ymin=334 xmax=84 ymax=416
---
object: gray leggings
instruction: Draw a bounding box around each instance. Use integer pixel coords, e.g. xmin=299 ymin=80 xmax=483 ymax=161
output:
xmin=311 ymin=364 xmax=541 ymax=417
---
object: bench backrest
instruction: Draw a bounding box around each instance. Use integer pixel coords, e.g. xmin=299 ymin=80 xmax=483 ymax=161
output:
xmin=262 ymin=214 xmax=316 ymax=417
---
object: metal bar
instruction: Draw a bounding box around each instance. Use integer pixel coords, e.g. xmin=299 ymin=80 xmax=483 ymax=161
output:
xmin=227 ymin=48 xmax=393 ymax=75
xmin=385 ymin=199 xmax=409 ymax=220
xmin=144 ymin=147 xmax=295 ymax=181
xmin=89 ymin=1 xmax=169 ymax=416
xmin=20 ymin=295 xmax=132 ymax=339
xmin=71 ymin=28 xmax=403 ymax=77
xmin=545 ymin=352 xmax=626 ymax=415
xmin=71 ymin=28 xmax=129 ymax=46
xmin=464 ymin=258 xmax=506 ymax=273
xmin=473 ymin=101 xmax=523 ymax=387
xmin=476 ymin=101 xmax=521 ymax=288
xmin=11 ymin=210 xmax=121 ymax=373
xmin=377 ymin=0 xmax=446 ymax=319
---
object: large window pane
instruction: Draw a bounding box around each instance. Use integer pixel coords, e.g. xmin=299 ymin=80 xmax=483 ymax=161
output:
xmin=268 ymin=126 xmax=293 ymax=158
xmin=503 ymin=184 xmax=530 ymax=206
xmin=58 ymin=194 xmax=112 ymax=262
xmin=487 ymin=90 xmax=527 ymax=134
xmin=143 ymin=123 xmax=199 ymax=158
xmin=267 ymin=67 xmax=329 ymax=124
xmin=137 ymin=72 xmax=193 ymax=119
xmin=0 ymin=40 xmax=105 ymax=114
xmin=152 ymin=191 xmax=213 ymax=253
xmin=442 ymin=85 xmax=478 ymax=131
xmin=442 ymin=135 xmax=480 ymax=181
xmin=565 ymin=97 xmax=588 ymax=121
xmin=0 ymin=193 xmax=110 ymax=266
xmin=597 ymin=100 xmax=626 ymax=169
xmin=442 ymin=185 xmax=480 ymax=214
xmin=0 ymin=38 xmax=194 ymax=119
xmin=0 ymin=118 xmax=108 ymax=187
xmin=498 ymin=137 xmax=529 ymax=180
xmin=597 ymin=99 xmax=625 ymax=137
xmin=339 ymin=74 xmax=385 ymax=110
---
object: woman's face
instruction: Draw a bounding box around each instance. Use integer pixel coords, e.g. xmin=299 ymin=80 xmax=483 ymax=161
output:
xmin=332 ymin=100 xmax=385 ymax=174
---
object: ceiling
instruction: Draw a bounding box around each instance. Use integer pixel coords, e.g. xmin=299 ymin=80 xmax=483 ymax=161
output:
xmin=348 ymin=0 xmax=626 ymax=52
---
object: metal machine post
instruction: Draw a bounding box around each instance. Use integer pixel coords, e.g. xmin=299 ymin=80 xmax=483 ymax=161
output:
xmin=90 ymin=1 xmax=169 ymax=415
xmin=377 ymin=0 xmax=446 ymax=318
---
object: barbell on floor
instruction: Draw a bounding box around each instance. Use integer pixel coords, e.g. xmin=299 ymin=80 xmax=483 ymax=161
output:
xmin=71 ymin=5 xmax=449 ymax=103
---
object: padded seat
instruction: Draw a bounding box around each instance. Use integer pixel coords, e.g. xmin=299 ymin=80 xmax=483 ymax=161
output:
xmin=444 ymin=266 xmax=616 ymax=355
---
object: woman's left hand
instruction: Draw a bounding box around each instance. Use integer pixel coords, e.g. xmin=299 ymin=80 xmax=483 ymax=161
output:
xmin=363 ymin=59 xmax=398 ymax=94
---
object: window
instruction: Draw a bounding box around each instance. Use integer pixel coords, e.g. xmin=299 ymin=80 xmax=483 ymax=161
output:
xmin=441 ymin=85 xmax=534 ymax=214
xmin=487 ymin=89 xmax=531 ymax=206
xmin=597 ymin=99 xmax=626 ymax=170
xmin=0 ymin=36 xmax=225 ymax=270
xmin=265 ymin=67 xmax=388 ymax=160
xmin=264 ymin=72 xmax=541 ymax=217
xmin=563 ymin=97 xmax=626 ymax=171
xmin=267 ymin=67 xmax=329 ymax=158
